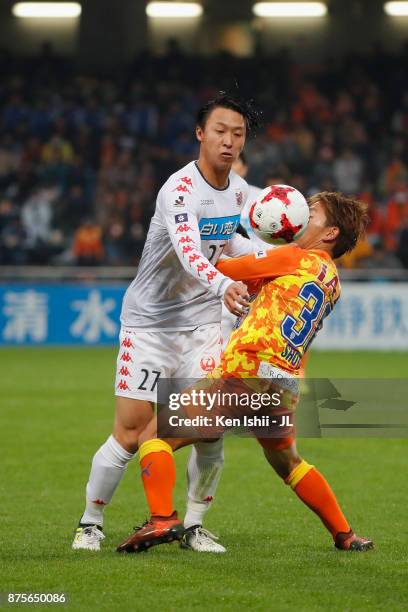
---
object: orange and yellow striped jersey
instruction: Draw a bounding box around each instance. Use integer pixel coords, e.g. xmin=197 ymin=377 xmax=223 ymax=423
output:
xmin=216 ymin=245 xmax=340 ymax=377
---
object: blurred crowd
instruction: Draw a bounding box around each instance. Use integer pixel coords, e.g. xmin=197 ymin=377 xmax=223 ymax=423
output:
xmin=0 ymin=41 xmax=407 ymax=268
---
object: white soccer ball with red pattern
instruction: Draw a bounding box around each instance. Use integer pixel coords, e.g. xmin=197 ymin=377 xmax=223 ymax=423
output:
xmin=248 ymin=185 xmax=309 ymax=245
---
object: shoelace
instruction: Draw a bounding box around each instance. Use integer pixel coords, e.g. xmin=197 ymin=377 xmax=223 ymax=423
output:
xmin=193 ymin=527 xmax=220 ymax=542
xmin=83 ymin=526 xmax=105 ymax=540
xmin=133 ymin=519 xmax=151 ymax=532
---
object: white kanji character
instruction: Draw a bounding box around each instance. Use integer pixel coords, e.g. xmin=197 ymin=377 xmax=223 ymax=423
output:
xmin=70 ymin=290 xmax=117 ymax=343
xmin=221 ymin=221 xmax=236 ymax=235
xmin=200 ymin=222 xmax=217 ymax=236
xmin=2 ymin=290 xmax=48 ymax=342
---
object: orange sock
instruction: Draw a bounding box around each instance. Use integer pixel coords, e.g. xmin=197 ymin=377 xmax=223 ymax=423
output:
xmin=286 ymin=460 xmax=350 ymax=538
xmin=139 ymin=440 xmax=176 ymax=517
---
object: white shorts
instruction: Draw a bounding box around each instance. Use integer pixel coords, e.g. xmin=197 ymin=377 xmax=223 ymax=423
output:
xmin=221 ymin=303 xmax=237 ymax=348
xmin=114 ymin=324 xmax=222 ymax=402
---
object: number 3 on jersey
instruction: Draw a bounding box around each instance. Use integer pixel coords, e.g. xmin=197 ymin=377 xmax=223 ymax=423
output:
xmin=281 ymin=281 xmax=326 ymax=349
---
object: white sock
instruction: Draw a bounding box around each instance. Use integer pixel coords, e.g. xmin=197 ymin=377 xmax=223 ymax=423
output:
xmin=184 ymin=439 xmax=224 ymax=529
xmin=80 ymin=435 xmax=135 ymax=527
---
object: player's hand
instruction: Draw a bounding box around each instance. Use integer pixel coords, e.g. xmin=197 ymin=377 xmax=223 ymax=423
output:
xmin=224 ymin=282 xmax=250 ymax=317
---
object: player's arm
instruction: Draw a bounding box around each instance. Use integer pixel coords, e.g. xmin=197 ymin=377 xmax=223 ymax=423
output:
xmin=216 ymin=244 xmax=304 ymax=285
xmin=223 ymin=231 xmax=256 ymax=257
xmin=160 ymin=186 xmax=249 ymax=312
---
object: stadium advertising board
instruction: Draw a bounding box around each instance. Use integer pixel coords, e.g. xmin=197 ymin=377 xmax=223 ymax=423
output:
xmin=0 ymin=282 xmax=407 ymax=349
xmin=314 ymin=282 xmax=408 ymax=350
xmin=0 ymin=285 xmax=122 ymax=345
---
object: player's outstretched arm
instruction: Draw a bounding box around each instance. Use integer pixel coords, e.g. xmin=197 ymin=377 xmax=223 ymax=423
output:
xmin=216 ymin=244 xmax=303 ymax=287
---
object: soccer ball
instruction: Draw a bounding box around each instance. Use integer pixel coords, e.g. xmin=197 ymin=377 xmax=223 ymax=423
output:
xmin=248 ymin=185 xmax=309 ymax=245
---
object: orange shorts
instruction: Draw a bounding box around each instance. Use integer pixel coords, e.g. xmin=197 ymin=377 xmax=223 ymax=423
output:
xmin=157 ymin=374 xmax=299 ymax=441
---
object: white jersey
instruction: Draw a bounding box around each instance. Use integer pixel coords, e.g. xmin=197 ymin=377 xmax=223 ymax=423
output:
xmin=121 ymin=161 xmax=253 ymax=331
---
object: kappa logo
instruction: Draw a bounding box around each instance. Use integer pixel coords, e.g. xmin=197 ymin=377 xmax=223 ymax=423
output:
xmin=180 ymin=176 xmax=193 ymax=187
xmin=173 ymin=184 xmax=191 ymax=194
xmin=200 ymin=355 xmax=216 ymax=372
xmin=121 ymin=337 xmax=134 ymax=348
xmin=120 ymin=351 xmax=133 ymax=363
xmin=178 ymin=235 xmax=194 ymax=244
xmin=119 ymin=366 xmax=131 ymax=377
xmin=206 ymin=270 xmax=218 ymax=283
xmin=117 ymin=379 xmax=131 ymax=391
xmin=176 ymin=223 xmax=192 ymax=233
xmin=196 ymin=261 xmax=209 ymax=273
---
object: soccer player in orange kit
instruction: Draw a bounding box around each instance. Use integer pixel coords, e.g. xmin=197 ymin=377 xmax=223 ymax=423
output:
xmin=117 ymin=191 xmax=374 ymax=554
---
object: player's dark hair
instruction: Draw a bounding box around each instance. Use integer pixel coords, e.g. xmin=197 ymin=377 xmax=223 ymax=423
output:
xmin=196 ymin=93 xmax=260 ymax=133
xmin=309 ymin=191 xmax=370 ymax=259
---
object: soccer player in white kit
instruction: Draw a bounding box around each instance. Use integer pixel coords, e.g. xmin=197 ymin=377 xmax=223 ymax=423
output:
xmin=72 ymin=94 xmax=258 ymax=553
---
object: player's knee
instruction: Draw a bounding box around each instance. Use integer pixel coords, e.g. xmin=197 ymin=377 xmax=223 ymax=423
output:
xmin=137 ymin=430 xmax=151 ymax=447
xmin=113 ymin=426 xmax=142 ymax=453
xmin=194 ymin=438 xmax=224 ymax=463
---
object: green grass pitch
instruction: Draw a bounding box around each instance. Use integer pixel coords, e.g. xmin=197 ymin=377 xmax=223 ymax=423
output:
xmin=1 ymin=349 xmax=407 ymax=611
